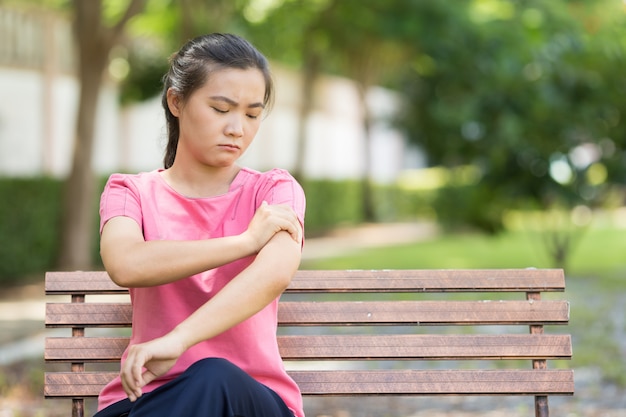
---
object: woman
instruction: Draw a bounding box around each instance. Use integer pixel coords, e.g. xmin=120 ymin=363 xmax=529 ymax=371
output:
xmin=94 ymin=33 xmax=305 ymax=417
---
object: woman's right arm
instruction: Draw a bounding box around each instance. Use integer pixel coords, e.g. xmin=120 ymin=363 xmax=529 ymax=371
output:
xmin=100 ymin=201 xmax=301 ymax=288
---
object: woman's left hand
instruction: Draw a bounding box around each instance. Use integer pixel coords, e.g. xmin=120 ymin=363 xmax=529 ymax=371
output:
xmin=120 ymin=333 xmax=187 ymax=402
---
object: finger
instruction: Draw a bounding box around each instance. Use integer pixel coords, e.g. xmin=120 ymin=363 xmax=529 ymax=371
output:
xmin=121 ymin=374 xmax=136 ymax=402
xmin=131 ymin=357 xmax=146 ymax=398
xmin=141 ymin=368 xmax=159 ymax=387
xmin=287 ymin=217 xmax=302 ymax=244
xmin=123 ymin=347 xmax=147 ymax=400
xmin=121 ymin=364 xmax=138 ymax=402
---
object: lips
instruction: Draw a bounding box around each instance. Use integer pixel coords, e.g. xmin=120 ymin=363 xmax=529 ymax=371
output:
xmin=219 ymin=144 xmax=240 ymax=150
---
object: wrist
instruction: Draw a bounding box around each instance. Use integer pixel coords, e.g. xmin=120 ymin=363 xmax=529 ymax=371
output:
xmin=168 ymin=325 xmax=195 ymax=352
xmin=238 ymin=230 xmax=261 ymax=255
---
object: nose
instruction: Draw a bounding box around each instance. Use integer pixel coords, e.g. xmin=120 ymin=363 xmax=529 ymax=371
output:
xmin=225 ymin=114 xmax=244 ymax=138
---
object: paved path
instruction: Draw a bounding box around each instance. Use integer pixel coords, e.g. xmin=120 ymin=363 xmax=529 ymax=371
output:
xmin=302 ymin=221 xmax=438 ymax=260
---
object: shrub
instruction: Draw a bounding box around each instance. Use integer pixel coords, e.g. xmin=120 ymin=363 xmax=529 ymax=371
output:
xmin=0 ymin=177 xmax=62 ymax=284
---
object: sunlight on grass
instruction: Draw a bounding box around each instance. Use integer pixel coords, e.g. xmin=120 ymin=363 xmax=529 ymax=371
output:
xmin=303 ymin=226 xmax=626 ymax=286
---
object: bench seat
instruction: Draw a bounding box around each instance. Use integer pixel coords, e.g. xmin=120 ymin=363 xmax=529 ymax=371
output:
xmin=44 ymin=269 xmax=574 ymax=417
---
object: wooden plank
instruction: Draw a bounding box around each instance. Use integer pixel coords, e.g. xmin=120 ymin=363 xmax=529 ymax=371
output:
xmin=278 ymin=334 xmax=573 ymax=360
xmin=289 ymin=269 xmax=566 ymax=293
xmin=45 ymin=303 xmax=132 ymax=327
xmin=45 ymin=372 xmax=118 ymax=397
xmin=45 ymin=334 xmax=572 ymax=362
xmin=45 ymin=271 xmax=126 ymax=295
xmin=45 ymin=269 xmax=566 ymax=295
xmin=277 ymin=300 xmax=570 ymax=326
xmin=44 ymin=369 xmax=574 ymax=398
xmin=45 ymin=300 xmax=570 ymax=328
xmin=45 ymin=337 xmax=128 ymax=362
xmin=291 ymin=369 xmax=575 ymax=396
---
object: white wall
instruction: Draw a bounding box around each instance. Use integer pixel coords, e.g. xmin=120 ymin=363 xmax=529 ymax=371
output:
xmin=0 ymin=63 xmax=421 ymax=181
xmin=0 ymin=67 xmax=120 ymax=177
xmin=0 ymin=69 xmax=43 ymax=176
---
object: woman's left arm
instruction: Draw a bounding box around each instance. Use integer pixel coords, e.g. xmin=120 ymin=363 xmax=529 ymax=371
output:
xmin=120 ymin=229 xmax=302 ymax=401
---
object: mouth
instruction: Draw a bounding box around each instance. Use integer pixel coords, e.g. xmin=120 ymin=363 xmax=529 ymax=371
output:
xmin=219 ymin=144 xmax=240 ymax=151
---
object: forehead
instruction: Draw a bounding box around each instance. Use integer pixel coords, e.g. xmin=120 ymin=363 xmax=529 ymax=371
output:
xmin=198 ymin=67 xmax=266 ymax=100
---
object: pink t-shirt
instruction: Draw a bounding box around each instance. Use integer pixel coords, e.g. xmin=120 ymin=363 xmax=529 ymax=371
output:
xmin=97 ymin=167 xmax=306 ymax=417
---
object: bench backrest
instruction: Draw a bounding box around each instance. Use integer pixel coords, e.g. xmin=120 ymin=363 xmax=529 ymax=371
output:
xmin=44 ymin=269 xmax=573 ymax=417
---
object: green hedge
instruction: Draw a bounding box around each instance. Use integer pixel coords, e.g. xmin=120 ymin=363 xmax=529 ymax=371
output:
xmin=0 ymin=178 xmax=63 ymax=284
xmin=0 ymin=176 xmax=435 ymax=284
xmin=300 ymin=179 xmax=364 ymax=235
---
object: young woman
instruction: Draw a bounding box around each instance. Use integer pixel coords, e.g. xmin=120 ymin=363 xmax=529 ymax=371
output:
xmin=94 ymin=33 xmax=305 ymax=417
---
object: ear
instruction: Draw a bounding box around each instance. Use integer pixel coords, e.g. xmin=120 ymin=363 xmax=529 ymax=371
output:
xmin=166 ymin=88 xmax=182 ymax=117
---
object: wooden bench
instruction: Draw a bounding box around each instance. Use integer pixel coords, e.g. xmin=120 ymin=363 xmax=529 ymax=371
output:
xmin=44 ymin=269 xmax=574 ymax=417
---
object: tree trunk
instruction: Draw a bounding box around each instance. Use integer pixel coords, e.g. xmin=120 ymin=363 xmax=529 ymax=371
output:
xmin=58 ymin=57 xmax=106 ymax=269
xmin=357 ymin=83 xmax=376 ymax=222
xmin=293 ymin=38 xmax=320 ymax=182
xmin=58 ymin=0 xmax=145 ymax=270
xmin=58 ymin=1 xmax=105 ymax=269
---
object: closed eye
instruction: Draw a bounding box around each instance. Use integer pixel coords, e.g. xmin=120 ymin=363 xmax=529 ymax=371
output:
xmin=212 ymin=107 xmax=228 ymax=114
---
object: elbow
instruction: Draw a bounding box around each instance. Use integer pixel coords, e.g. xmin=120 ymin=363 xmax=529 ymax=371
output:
xmin=100 ymin=239 xmax=154 ymax=288
xmin=273 ymin=268 xmax=296 ymax=293
xmin=101 ymin=252 xmax=143 ymax=288
xmin=105 ymin=264 xmax=138 ymax=288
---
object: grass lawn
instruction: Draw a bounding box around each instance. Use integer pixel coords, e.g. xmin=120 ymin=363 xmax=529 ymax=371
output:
xmin=301 ymin=226 xmax=626 ymax=386
xmin=302 ymin=227 xmax=626 ymax=282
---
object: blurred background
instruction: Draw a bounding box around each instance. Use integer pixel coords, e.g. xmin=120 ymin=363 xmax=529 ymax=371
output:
xmin=1 ymin=0 xmax=625 ymax=416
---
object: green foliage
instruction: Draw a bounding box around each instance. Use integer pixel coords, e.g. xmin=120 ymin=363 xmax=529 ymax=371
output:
xmin=119 ymin=43 xmax=170 ymax=104
xmin=433 ymin=184 xmax=507 ymax=234
xmin=301 ymin=179 xmax=364 ymax=235
xmin=399 ymin=0 xmax=626 ymax=218
xmin=0 ymin=177 xmax=107 ymax=285
xmin=243 ymin=0 xmax=626 ymax=232
xmin=372 ymin=183 xmax=436 ymax=223
xmin=117 ymin=0 xmax=248 ymax=104
xmin=301 ymin=179 xmax=440 ymax=235
xmin=0 ymin=178 xmax=62 ymax=284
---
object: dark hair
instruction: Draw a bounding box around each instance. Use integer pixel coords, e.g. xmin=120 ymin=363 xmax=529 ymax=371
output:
xmin=161 ymin=33 xmax=274 ymax=168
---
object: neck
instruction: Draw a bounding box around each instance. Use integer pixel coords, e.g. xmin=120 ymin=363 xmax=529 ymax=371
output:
xmin=162 ymin=163 xmax=241 ymax=198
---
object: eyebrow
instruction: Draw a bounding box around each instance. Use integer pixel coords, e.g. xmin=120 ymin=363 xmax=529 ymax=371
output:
xmin=210 ymin=95 xmax=265 ymax=109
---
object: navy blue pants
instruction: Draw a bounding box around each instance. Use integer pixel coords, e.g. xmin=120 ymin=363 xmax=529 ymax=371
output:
xmin=93 ymin=358 xmax=294 ymax=417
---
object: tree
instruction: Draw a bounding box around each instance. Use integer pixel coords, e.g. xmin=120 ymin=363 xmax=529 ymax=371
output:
xmin=397 ymin=0 xmax=626 ymax=267
xmin=401 ymin=0 xmax=626 ymax=232
xmin=238 ymin=0 xmax=331 ymax=182
xmin=58 ymin=0 xmax=146 ymax=269
xmin=247 ymin=0 xmax=416 ymax=220
xmin=57 ymin=0 xmax=251 ymax=269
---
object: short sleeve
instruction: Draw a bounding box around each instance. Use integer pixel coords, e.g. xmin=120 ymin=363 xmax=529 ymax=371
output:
xmin=99 ymin=174 xmax=143 ymax=234
xmin=256 ymin=169 xmax=306 ymax=224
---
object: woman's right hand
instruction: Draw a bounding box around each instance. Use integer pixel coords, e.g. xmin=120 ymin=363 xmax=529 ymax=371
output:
xmin=121 ymin=333 xmax=187 ymax=402
xmin=245 ymin=201 xmax=302 ymax=251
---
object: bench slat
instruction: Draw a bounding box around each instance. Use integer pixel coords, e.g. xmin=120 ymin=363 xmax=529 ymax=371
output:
xmin=279 ymin=334 xmax=573 ymax=360
xmin=44 ymin=369 xmax=574 ymax=398
xmin=45 ymin=337 xmax=129 ymax=362
xmin=292 ymin=369 xmax=575 ymax=396
xmin=45 ymin=269 xmax=566 ymax=295
xmin=279 ymin=300 xmax=570 ymax=326
xmin=45 ymin=300 xmax=570 ymax=328
xmin=45 ymin=334 xmax=572 ymax=362
xmin=289 ymin=269 xmax=566 ymax=293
